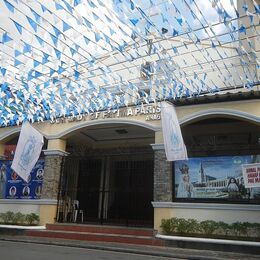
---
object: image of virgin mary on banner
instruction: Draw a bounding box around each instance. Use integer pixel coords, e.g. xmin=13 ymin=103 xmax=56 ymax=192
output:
xmin=161 ymin=101 xmax=188 ymax=161
xmin=11 ymin=122 xmax=44 ymax=183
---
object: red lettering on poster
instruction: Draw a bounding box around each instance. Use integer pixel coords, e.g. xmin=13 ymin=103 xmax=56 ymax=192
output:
xmin=246 ymin=168 xmax=256 ymax=173
xmin=255 ymin=178 xmax=260 ymax=183
xmin=247 ymin=173 xmax=257 ymax=178
xmin=248 ymin=178 xmax=255 ymax=183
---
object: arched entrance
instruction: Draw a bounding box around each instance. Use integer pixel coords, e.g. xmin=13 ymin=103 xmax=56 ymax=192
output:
xmin=58 ymin=122 xmax=155 ymax=227
xmin=176 ymin=115 xmax=260 ymax=203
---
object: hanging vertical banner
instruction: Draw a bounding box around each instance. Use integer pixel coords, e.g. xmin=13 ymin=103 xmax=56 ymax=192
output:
xmin=11 ymin=122 xmax=44 ymax=182
xmin=242 ymin=163 xmax=260 ymax=188
xmin=161 ymin=101 xmax=188 ymax=161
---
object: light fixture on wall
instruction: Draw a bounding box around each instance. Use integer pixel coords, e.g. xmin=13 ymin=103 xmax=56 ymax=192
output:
xmin=115 ymin=129 xmax=128 ymax=134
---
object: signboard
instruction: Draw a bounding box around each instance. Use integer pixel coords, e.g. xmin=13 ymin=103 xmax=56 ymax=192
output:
xmin=174 ymin=155 xmax=260 ymax=200
xmin=0 ymin=159 xmax=44 ymax=199
xmin=50 ymin=104 xmax=161 ymax=124
xmin=242 ymin=163 xmax=260 ymax=188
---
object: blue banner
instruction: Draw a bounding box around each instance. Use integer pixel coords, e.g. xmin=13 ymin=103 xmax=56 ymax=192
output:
xmin=0 ymin=159 xmax=44 ymax=199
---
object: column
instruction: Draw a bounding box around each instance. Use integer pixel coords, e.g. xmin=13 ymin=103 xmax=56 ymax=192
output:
xmin=151 ymin=131 xmax=173 ymax=232
xmin=40 ymin=139 xmax=68 ymax=225
xmin=151 ymin=131 xmax=172 ymax=202
xmin=0 ymin=143 xmax=5 ymax=159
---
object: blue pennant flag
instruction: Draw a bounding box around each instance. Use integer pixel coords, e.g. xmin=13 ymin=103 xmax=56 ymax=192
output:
xmin=92 ymin=12 xmax=99 ymax=21
xmin=42 ymin=53 xmax=49 ymax=64
xmin=74 ymin=70 xmax=80 ymax=80
xmin=44 ymin=80 xmax=50 ymax=88
xmin=0 ymin=68 xmax=7 ymax=76
xmin=239 ymin=25 xmax=246 ymax=34
xmin=70 ymin=47 xmax=76 ymax=56
xmin=33 ymin=60 xmax=40 ymax=68
xmin=63 ymin=21 xmax=72 ymax=32
xmin=40 ymin=4 xmax=48 ymax=13
xmin=74 ymin=44 xmax=80 ymax=51
xmin=30 ymin=8 xmax=41 ymax=23
xmin=27 ymin=70 xmax=34 ymax=81
xmin=172 ymin=29 xmax=179 ymax=36
xmin=57 ymin=66 xmax=65 ymax=74
xmin=104 ymin=35 xmax=110 ymax=44
xmin=26 ymin=16 xmax=38 ymax=32
xmin=95 ymin=32 xmax=101 ymax=42
xmin=52 ymin=26 xmax=61 ymax=37
xmin=97 ymin=0 xmax=105 ymax=6
xmin=130 ymin=19 xmax=139 ymax=26
xmin=2 ymin=32 xmax=13 ymax=43
xmin=83 ymin=17 xmax=92 ymax=29
xmin=3 ymin=0 xmax=14 ymax=13
xmin=176 ymin=18 xmax=183 ymax=26
xmin=87 ymin=0 xmax=96 ymax=8
xmin=74 ymin=0 xmax=81 ymax=6
xmin=49 ymin=68 xmax=55 ymax=76
xmin=109 ymin=28 xmax=115 ymax=35
xmin=14 ymin=59 xmax=23 ymax=67
xmin=105 ymin=15 xmax=112 ymax=23
xmin=53 ymin=77 xmax=60 ymax=84
xmin=23 ymin=43 xmax=32 ymax=53
xmin=34 ymin=71 xmax=42 ymax=78
xmin=62 ymin=0 xmax=73 ymax=14
xmin=84 ymin=36 xmax=90 ymax=45
xmin=36 ymin=35 xmax=44 ymax=46
xmin=55 ymin=2 xmax=64 ymax=10
xmin=172 ymin=46 xmax=178 ymax=54
xmin=254 ymin=3 xmax=260 ymax=14
xmin=129 ymin=0 xmax=135 ymax=10
xmin=50 ymin=33 xmax=58 ymax=46
xmin=54 ymin=49 xmax=61 ymax=59
xmin=13 ymin=21 xmax=23 ymax=34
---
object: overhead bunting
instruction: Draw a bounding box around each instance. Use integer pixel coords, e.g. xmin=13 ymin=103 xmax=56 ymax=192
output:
xmin=0 ymin=0 xmax=258 ymax=127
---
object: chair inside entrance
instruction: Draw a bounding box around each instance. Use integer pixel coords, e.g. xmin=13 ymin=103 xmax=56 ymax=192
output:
xmin=72 ymin=200 xmax=84 ymax=223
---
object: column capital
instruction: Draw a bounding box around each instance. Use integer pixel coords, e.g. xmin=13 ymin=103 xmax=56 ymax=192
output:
xmin=43 ymin=149 xmax=69 ymax=156
xmin=150 ymin=143 xmax=164 ymax=151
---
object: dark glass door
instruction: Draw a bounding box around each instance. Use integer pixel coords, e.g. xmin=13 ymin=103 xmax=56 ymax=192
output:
xmin=77 ymin=155 xmax=154 ymax=227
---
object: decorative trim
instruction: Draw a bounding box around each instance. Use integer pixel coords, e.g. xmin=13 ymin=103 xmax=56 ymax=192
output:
xmin=47 ymin=118 xmax=161 ymax=139
xmin=0 ymin=199 xmax=57 ymax=205
xmin=156 ymin=234 xmax=260 ymax=247
xmin=152 ymin=202 xmax=260 ymax=211
xmin=43 ymin=149 xmax=69 ymax=156
xmin=0 ymin=224 xmax=46 ymax=230
xmin=179 ymin=108 xmax=260 ymax=126
xmin=150 ymin=143 xmax=164 ymax=151
xmin=0 ymin=126 xmax=20 ymax=142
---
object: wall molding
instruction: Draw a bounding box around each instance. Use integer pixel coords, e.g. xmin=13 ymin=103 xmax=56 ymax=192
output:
xmin=0 ymin=199 xmax=58 ymax=205
xmin=152 ymin=202 xmax=260 ymax=211
xmin=179 ymin=108 xmax=260 ymax=126
xmin=43 ymin=149 xmax=69 ymax=156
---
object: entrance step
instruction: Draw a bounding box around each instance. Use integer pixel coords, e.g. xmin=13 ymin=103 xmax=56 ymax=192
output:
xmin=25 ymin=224 xmax=164 ymax=247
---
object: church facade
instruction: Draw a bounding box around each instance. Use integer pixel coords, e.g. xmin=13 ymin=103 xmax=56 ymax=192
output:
xmin=0 ymin=95 xmax=259 ymax=231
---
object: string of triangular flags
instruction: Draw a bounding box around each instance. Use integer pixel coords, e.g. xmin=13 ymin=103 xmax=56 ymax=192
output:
xmin=0 ymin=0 xmax=259 ymax=127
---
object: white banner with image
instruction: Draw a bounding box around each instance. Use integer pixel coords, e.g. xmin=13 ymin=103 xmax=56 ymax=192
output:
xmin=11 ymin=122 xmax=44 ymax=182
xmin=161 ymin=101 xmax=188 ymax=161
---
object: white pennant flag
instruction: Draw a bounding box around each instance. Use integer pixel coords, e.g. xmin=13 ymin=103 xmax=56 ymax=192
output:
xmin=161 ymin=101 xmax=188 ymax=161
xmin=11 ymin=122 xmax=44 ymax=182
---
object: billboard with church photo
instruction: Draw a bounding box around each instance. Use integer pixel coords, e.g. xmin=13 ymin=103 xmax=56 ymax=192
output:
xmin=174 ymin=155 xmax=260 ymax=200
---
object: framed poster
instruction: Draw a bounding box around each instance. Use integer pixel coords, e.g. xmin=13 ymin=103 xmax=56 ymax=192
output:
xmin=0 ymin=159 xmax=44 ymax=199
xmin=174 ymin=155 xmax=260 ymax=201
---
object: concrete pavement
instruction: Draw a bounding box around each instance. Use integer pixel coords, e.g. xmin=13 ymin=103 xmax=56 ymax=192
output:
xmin=0 ymin=235 xmax=259 ymax=260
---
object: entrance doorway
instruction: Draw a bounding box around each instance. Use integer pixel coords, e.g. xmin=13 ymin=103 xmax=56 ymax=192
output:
xmin=76 ymin=154 xmax=154 ymax=227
